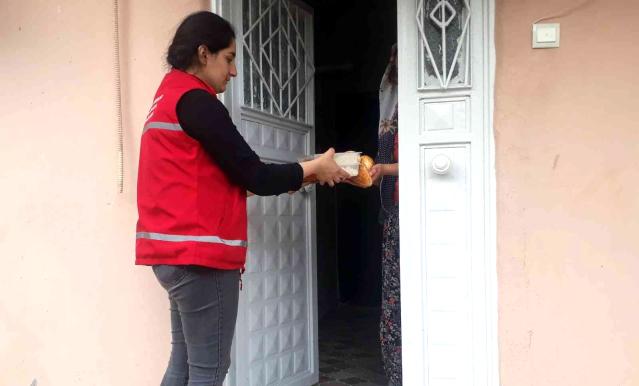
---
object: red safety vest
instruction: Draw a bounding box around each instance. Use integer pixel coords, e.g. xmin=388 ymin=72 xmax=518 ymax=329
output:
xmin=135 ymin=69 xmax=247 ymax=269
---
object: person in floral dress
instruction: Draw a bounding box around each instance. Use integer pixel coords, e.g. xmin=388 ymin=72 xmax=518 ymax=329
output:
xmin=370 ymin=44 xmax=402 ymax=386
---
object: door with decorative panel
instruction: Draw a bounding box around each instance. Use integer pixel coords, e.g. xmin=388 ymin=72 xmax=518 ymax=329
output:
xmin=397 ymin=0 xmax=499 ymax=385
xmin=220 ymin=0 xmax=319 ymax=385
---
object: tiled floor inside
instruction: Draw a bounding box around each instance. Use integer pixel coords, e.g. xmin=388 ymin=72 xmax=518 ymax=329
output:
xmin=313 ymin=304 xmax=388 ymax=386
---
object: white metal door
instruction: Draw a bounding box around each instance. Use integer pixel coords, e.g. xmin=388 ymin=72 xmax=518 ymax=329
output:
xmin=397 ymin=0 xmax=499 ymax=385
xmin=216 ymin=1 xmax=318 ymax=385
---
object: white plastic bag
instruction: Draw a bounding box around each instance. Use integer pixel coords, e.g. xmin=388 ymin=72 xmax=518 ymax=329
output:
xmin=299 ymin=151 xmax=361 ymax=177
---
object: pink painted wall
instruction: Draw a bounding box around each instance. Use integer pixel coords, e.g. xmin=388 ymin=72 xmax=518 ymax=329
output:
xmin=0 ymin=1 xmax=206 ymax=384
xmin=495 ymin=0 xmax=639 ymax=385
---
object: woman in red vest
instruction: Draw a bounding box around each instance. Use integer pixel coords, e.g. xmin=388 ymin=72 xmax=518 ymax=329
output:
xmin=136 ymin=11 xmax=348 ymax=386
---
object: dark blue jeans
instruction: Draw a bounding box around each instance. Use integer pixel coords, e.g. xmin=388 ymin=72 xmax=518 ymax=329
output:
xmin=153 ymin=265 xmax=240 ymax=386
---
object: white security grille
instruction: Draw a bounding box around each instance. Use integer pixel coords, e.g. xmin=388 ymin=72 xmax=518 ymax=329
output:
xmin=242 ymin=0 xmax=314 ymax=123
xmin=417 ymin=0 xmax=471 ymax=89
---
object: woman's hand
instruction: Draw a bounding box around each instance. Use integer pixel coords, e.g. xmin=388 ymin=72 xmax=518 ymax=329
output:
xmin=313 ymin=148 xmax=351 ymax=187
xmin=370 ymin=163 xmax=399 ymax=186
xmin=300 ymin=148 xmax=350 ymax=187
xmin=370 ymin=164 xmax=383 ymax=186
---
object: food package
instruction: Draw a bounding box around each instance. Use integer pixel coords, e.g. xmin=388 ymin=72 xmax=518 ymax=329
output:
xmin=300 ymin=151 xmax=375 ymax=188
xmin=347 ymin=154 xmax=375 ymax=188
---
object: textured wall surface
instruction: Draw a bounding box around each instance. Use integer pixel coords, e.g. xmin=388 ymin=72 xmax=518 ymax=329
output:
xmin=495 ymin=0 xmax=639 ymax=385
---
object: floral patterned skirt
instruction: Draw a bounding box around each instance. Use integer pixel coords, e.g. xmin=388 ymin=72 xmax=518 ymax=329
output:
xmin=380 ymin=211 xmax=401 ymax=385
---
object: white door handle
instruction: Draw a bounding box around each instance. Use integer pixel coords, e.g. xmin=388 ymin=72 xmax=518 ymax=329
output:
xmin=432 ymin=154 xmax=452 ymax=175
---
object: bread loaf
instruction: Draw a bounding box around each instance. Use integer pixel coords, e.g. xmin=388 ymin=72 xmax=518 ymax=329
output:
xmin=301 ymin=153 xmax=375 ymax=188
xmin=347 ymin=155 xmax=375 ymax=188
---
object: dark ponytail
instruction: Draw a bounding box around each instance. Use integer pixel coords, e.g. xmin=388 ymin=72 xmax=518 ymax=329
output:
xmin=167 ymin=11 xmax=236 ymax=71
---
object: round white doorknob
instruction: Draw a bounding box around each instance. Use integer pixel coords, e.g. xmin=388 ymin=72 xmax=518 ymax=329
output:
xmin=432 ymin=154 xmax=451 ymax=175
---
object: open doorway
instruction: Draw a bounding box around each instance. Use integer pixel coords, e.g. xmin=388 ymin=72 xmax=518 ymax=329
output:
xmin=311 ymin=0 xmax=398 ymax=384
xmin=227 ymin=0 xmax=496 ymax=383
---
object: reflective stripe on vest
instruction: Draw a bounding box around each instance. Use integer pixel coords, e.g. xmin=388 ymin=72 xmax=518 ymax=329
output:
xmin=143 ymin=121 xmax=183 ymax=133
xmin=136 ymin=232 xmax=247 ymax=248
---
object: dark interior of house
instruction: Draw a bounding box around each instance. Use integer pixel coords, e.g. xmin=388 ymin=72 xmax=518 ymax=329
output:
xmin=308 ymin=0 xmax=398 ymax=384
xmin=312 ymin=0 xmax=397 ymax=315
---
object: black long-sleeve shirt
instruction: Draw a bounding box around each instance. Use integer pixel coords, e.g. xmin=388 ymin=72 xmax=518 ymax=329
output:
xmin=176 ymin=89 xmax=303 ymax=196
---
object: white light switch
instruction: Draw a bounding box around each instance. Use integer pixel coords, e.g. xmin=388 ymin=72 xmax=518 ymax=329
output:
xmin=537 ymin=27 xmax=556 ymax=42
xmin=532 ymin=23 xmax=560 ymax=48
